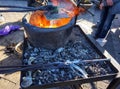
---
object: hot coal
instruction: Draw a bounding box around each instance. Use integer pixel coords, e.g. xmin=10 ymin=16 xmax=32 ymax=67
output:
xmin=21 ymin=27 xmax=114 ymax=87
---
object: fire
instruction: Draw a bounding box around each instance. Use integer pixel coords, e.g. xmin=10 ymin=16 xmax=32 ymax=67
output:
xmin=29 ymin=0 xmax=85 ymax=28
xmin=29 ymin=11 xmax=50 ymax=28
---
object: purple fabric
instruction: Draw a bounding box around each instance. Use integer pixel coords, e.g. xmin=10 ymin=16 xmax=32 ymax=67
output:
xmin=0 ymin=25 xmax=20 ymax=36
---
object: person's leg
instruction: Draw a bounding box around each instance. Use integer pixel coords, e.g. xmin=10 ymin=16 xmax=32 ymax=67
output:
xmin=95 ymin=7 xmax=109 ymax=38
xmin=97 ymin=11 xmax=115 ymax=38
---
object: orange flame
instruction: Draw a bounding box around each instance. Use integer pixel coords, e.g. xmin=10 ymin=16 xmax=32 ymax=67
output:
xmin=29 ymin=0 xmax=85 ymax=28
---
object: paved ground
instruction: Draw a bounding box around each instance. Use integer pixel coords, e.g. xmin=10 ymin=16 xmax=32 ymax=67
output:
xmin=0 ymin=0 xmax=120 ymax=89
xmin=0 ymin=0 xmax=26 ymax=89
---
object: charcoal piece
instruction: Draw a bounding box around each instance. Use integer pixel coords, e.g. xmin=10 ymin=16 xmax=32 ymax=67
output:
xmin=21 ymin=77 xmax=33 ymax=88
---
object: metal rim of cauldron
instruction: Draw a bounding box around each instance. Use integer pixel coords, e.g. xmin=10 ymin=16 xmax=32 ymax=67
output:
xmin=22 ymin=13 xmax=76 ymax=32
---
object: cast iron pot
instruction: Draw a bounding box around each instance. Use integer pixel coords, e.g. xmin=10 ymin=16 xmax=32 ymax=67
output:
xmin=22 ymin=13 xmax=76 ymax=49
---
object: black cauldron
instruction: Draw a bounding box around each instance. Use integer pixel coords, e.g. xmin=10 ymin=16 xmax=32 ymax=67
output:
xmin=22 ymin=13 xmax=75 ymax=49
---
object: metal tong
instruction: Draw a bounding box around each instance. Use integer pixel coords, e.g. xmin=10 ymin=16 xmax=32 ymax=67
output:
xmin=0 ymin=5 xmax=56 ymax=12
xmin=0 ymin=60 xmax=88 ymax=78
xmin=0 ymin=58 xmax=110 ymax=77
xmin=0 ymin=62 xmax=69 ymax=74
xmin=0 ymin=0 xmax=94 ymax=20
xmin=0 ymin=5 xmax=69 ymax=20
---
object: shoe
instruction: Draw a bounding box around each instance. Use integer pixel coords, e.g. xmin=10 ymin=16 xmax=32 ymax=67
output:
xmin=92 ymin=22 xmax=99 ymax=28
xmin=92 ymin=24 xmax=98 ymax=28
xmin=96 ymin=38 xmax=107 ymax=47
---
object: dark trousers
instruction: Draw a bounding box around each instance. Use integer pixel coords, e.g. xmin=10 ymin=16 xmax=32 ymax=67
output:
xmin=95 ymin=7 xmax=115 ymax=38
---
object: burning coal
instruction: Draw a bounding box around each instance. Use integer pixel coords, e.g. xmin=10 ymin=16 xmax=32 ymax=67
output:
xmin=29 ymin=0 xmax=85 ymax=28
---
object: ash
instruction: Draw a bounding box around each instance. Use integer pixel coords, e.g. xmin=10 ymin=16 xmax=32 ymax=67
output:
xmin=22 ymin=27 xmax=113 ymax=87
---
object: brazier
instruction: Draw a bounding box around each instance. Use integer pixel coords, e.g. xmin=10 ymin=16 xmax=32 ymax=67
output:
xmin=20 ymin=26 xmax=118 ymax=89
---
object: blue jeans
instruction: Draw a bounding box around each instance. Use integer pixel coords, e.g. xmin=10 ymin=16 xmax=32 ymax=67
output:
xmin=95 ymin=7 xmax=115 ymax=38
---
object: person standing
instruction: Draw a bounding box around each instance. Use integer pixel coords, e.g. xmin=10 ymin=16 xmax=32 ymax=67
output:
xmin=94 ymin=0 xmax=120 ymax=46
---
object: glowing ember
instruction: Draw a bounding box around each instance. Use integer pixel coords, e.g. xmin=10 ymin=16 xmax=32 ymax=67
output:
xmin=29 ymin=0 xmax=85 ymax=28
